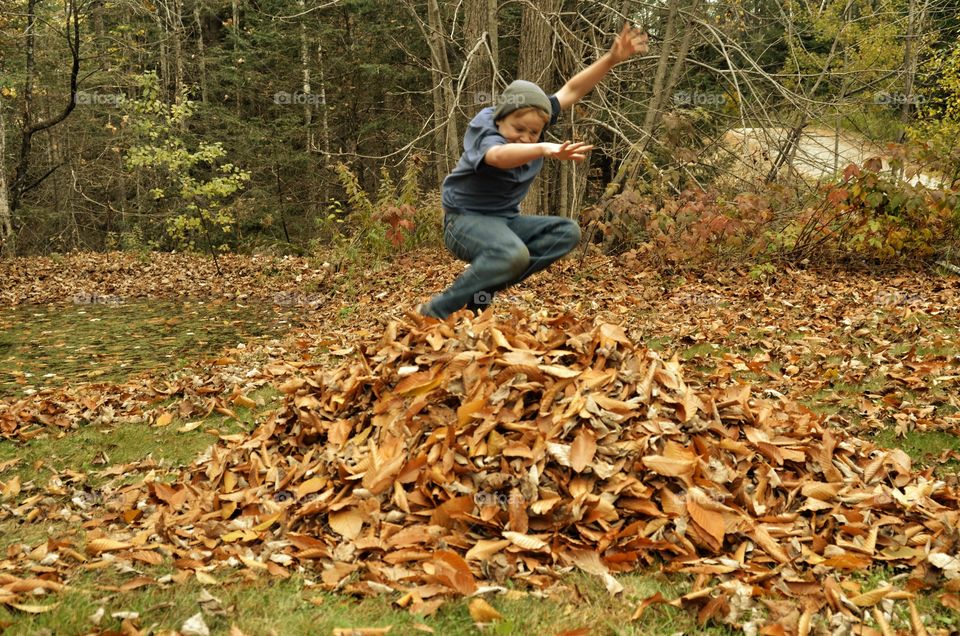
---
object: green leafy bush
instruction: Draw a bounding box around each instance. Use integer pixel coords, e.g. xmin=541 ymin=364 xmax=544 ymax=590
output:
xmin=778 ymin=156 xmax=960 ymax=263
xmin=325 ymin=155 xmax=440 ymax=262
xmin=123 ymin=72 xmax=250 ymax=252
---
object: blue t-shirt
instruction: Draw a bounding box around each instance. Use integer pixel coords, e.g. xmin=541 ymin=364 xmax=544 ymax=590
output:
xmin=441 ymin=95 xmax=561 ymax=217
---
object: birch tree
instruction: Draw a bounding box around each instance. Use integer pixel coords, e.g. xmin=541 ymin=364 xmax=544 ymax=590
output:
xmin=0 ymin=103 xmax=11 ymax=253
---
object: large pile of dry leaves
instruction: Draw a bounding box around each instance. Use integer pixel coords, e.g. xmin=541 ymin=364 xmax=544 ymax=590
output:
xmin=21 ymin=308 xmax=947 ymax=632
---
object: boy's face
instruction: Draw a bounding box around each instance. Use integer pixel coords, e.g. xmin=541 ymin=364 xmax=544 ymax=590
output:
xmin=496 ymin=109 xmax=547 ymax=144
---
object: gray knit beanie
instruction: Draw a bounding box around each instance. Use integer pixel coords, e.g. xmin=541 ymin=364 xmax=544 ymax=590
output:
xmin=493 ymin=80 xmax=552 ymax=122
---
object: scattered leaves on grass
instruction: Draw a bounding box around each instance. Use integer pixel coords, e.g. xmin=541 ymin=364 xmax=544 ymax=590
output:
xmin=2 ymin=251 xmax=960 ymax=633
xmin=41 ymin=310 xmax=956 ymax=632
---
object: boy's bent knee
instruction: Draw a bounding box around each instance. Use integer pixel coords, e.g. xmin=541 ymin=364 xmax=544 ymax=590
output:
xmin=557 ymin=219 xmax=581 ymax=250
xmin=504 ymin=244 xmax=531 ymax=277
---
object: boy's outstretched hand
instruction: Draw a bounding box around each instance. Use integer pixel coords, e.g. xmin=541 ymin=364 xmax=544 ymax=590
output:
xmin=609 ymin=23 xmax=649 ymax=63
xmin=543 ymin=140 xmax=594 ymax=161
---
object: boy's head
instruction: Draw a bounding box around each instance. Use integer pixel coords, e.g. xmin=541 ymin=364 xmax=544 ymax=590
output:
xmin=493 ymin=80 xmax=551 ymax=143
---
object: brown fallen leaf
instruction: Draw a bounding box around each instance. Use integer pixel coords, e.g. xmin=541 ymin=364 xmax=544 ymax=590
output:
xmin=632 ymin=592 xmax=670 ymax=621
xmin=850 ymin=585 xmax=894 ymax=607
xmin=85 ymin=538 xmax=132 ymax=555
xmin=468 ymin=597 xmax=503 ymax=623
xmin=329 ymin=508 xmax=364 ymax=540
xmin=153 ymin=412 xmax=173 ymax=427
xmin=570 ymin=429 xmax=597 ymax=473
xmin=686 ymin=496 xmax=725 ymax=545
xmin=8 ymin=602 xmax=59 ymax=614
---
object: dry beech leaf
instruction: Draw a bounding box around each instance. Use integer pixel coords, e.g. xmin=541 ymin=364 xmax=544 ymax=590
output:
xmin=232 ymin=394 xmax=257 ymax=409
xmin=9 ymin=603 xmax=59 ymax=614
xmin=1 ymin=475 xmax=20 ymax=501
xmin=465 ymin=540 xmax=510 ymax=561
xmin=432 ymin=550 xmax=477 ymax=595
xmin=502 ymin=531 xmax=549 ymax=552
xmin=181 ymin=611 xmax=210 ymax=636
xmin=641 ymin=455 xmax=695 ymax=477
xmin=128 ymin=550 xmax=163 ymax=566
xmin=296 ymin=477 xmax=326 ymax=499
xmin=85 ymin=539 xmax=132 ymax=555
xmin=153 ymin=412 xmax=173 ymax=427
xmin=468 ymin=597 xmax=503 ymax=623
xmin=850 ymin=585 xmax=895 ymax=607
xmin=686 ymin=497 xmax=725 ymax=545
xmin=570 ymin=429 xmax=597 ymax=473
xmin=329 ymin=508 xmax=364 ymax=540
xmin=939 ymin=593 xmax=960 ymax=610
xmin=539 ymin=364 xmax=580 ymax=379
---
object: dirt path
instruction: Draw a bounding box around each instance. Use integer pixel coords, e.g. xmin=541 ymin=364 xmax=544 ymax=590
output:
xmin=721 ymin=126 xmax=945 ymax=187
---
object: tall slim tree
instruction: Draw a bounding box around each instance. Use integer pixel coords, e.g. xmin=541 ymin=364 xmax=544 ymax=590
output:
xmin=463 ymin=0 xmax=499 ymax=116
xmin=605 ymin=0 xmax=698 ymax=199
xmin=417 ymin=0 xmax=459 ymax=184
xmin=517 ymin=0 xmax=560 ymax=215
xmin=9 ymin=0 xmax=82 ymax=218
xmin=0 ymin=103 xmax=11 ymax=252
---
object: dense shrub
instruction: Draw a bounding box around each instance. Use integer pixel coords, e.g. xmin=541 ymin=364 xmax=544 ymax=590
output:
xmin=777 ymin=157 xmax=960 ymax=264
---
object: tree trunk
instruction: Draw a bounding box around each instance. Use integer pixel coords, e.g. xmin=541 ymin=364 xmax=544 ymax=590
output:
xmin=604 ymin=0 xmax=697 ymax=199
xmin=317 ymin=41 xmax=331 ymax=157
xmin=517 ymin=0 xmax=559 ymax=215
xmin=551 ymin=10 xmax=591 ymax=220
xmin=10 ymin=0 xmax=81 ymax=215
xmin=422 ymin=0 xmax=459 ymax=185
xmin=154 ymin=7 xmax=170 ymax=98
xmin=463 ymin=0 xmax=498 ymax=113
xmin=233 ymin=0 xmax=241 ymax=115
xmin=898 ymin=0 xmax=925 ymax=141
xmin=299 ymin=0 xmax=313 ymax=150
xmin=193 ymin=0 xmax=208 ymax=103
xmin=172 ymin=0 xmax=185 ymax=98
xmin=0 ymin=104 xmax=12 ymax=254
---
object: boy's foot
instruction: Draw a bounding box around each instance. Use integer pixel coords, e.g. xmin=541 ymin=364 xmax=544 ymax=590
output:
xmin=417 ymin=302 xmax=443 ymax=320
xmin=466 ymin=290 xmax=495 ymax=315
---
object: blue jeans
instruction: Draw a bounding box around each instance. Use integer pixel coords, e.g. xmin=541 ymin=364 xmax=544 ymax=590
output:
xmin=423 ymin=211 xmax=581 ymax=319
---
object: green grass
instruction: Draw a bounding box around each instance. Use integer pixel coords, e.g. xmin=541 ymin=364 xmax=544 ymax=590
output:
xmin=680 ymin=342 xmax=724 ymax=360
xmin=4 ymin=561 xmax=955 ymax=635
xmin=0 ymin=567 xmax=742 ymax=636
xmin=0 ymin=386 xmax=281 ymax=490
xmin=0 ymin=300 xmax=288 ymax=398
xmin=847 ymin=566 xmax=960 ymax=633
xmin=872 ymin=428 xmax=960 ymax=475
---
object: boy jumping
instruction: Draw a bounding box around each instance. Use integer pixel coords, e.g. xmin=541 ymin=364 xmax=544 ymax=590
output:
xmin=418 ymin=24 xmax=649 ymax=320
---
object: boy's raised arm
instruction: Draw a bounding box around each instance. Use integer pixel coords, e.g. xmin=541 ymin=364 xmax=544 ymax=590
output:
xmin=485 ymin=141 xmax=594 ymax=170
xmin=554 ymin=24 xmax=649 ymax=111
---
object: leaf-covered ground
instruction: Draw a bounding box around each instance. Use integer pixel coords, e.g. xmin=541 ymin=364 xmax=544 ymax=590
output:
xmin=1 ymin=249 xmax=959 ymax=635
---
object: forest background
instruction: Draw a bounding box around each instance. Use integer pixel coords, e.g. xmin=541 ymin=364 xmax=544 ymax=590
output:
xmin=0 ymin=0 xmax=959 ymax=269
